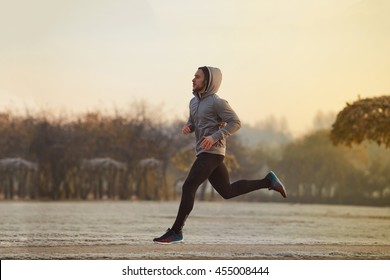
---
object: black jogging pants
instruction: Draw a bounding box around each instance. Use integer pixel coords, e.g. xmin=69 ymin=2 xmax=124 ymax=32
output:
xmin=171 ymin=152 xmax=270 ymax=232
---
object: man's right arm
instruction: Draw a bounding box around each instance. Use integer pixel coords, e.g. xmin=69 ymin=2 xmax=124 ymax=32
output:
xmin=183 ymin=102 xmax=195 ymax=134
xmin=182 ymin=123 xmax=193 ymax=134
xmin=183 ymin=115 xmax=194 ymax=134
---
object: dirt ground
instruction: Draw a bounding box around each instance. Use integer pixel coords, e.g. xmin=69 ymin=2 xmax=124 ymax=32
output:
xmin=1 ymin=201 xmax=389 ymax=260
xmin=1 ymin=244 xmax=390 ymax=260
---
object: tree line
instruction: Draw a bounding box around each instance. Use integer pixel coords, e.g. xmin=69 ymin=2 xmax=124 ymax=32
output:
xmin=0 ymin=101 xmax=389 ymax=206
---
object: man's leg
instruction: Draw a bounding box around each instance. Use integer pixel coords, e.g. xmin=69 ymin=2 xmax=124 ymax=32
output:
xmin=171 ymin=153 xmax=224 ymax=233
xmin=208 ymin=162 xmax=270 ymax=199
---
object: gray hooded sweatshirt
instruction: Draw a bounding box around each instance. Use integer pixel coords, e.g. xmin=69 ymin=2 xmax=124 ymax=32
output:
xmin=187 ymin=66 xmax=241 ymax=156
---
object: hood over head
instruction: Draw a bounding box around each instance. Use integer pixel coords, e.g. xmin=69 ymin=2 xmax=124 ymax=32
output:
xmin=198 ymin=66 xmax=222 ymax=94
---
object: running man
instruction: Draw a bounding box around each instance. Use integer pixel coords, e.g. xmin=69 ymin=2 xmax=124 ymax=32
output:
xmin=153 ymin=66 xmax=287 ymax=244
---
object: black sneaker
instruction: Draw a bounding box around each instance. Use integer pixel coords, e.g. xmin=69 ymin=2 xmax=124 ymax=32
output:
xmin=153 ymin=228 xmax=183 ymax=244
xmin=266 ymin=171 xmax=287 ymax=198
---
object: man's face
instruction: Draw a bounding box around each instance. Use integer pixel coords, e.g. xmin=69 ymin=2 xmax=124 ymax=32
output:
xmin=192 ymin=69 xmax=207 ymax=93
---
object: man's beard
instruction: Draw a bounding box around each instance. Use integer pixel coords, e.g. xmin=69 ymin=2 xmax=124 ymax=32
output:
xmin=194 ymin=81 xmax=206 ymax=93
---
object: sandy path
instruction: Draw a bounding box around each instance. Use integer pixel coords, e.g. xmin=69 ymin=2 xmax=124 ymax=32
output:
xmin=1 ymin=244 xmax=389 ymax=259
xmin=1 ymin=202 xmax=389 ymax=260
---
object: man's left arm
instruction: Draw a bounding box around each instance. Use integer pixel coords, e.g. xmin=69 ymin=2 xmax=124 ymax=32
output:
xmin=211 ymin=99 xmax=241 ymax=141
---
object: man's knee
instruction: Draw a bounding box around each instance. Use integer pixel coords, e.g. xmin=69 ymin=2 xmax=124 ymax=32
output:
xmin=219 ymin=191 xmax=234 ymax=199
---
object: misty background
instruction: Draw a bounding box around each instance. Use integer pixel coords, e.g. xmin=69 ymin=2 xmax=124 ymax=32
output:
xmin=1 ymin=106 xmax=389 ymax=206
xmin=1 ymin=0 xmax=389 ymax=206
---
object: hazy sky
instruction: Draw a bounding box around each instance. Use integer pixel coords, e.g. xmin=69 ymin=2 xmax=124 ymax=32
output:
xmin=1 ymin=0 xmax=389 ymax=136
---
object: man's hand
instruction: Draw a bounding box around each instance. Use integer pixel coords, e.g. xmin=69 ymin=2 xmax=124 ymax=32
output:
xmin=200 ymin=135 xmax=217 ymax=150
xmin=182 ymin=124 xmax=193 ymax=135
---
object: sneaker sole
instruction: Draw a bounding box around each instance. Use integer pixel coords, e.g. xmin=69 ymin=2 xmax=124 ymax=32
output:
xmin=274 ymin=184 xmax=287 ymax=198
xmin=153 ymin=239 xmax=184 ymax=245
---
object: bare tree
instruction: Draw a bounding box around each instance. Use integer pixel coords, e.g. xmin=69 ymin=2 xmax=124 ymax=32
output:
xmin=0 ymin=158 xmax=38 ymax=199
xmin=79 ymin=157 xmax=127 ymax=200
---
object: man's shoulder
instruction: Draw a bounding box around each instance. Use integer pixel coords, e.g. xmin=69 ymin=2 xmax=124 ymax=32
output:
xmin=213 ymin=94 xmax=230 ymax=107
xmin=212 ymin=93 xmax=229 ymax=101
